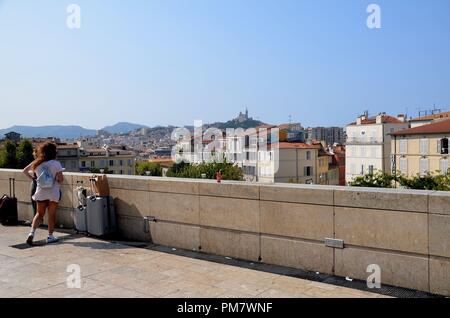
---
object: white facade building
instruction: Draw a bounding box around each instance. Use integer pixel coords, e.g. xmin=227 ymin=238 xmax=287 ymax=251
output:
xmin=345 ymin=113 xmax=409 ymax=183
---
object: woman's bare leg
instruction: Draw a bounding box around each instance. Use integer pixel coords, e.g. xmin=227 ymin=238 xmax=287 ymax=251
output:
xmin=47 ymin=202 xmax=59 ymax=235
xmin=31 ymin=201 xmax=47 ymax=231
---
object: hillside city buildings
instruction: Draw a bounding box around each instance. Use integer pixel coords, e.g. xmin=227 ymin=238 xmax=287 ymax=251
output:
xmin=2 ymin=108 xmax=449 ymax=185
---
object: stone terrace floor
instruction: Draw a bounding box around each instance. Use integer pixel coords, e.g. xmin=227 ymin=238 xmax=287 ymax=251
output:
xmin=0 ymin=226 xmax=386 ymax=298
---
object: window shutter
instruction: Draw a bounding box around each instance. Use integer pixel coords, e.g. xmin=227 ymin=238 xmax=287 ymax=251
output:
xmin=400 ymin=158 xmax=407 ymax=174
xmin=438 ymin=140 xmax=442 ymax=154
xmin=441 ymin=159 xmax=449 ymax=175
xmin=400 ymin=140 xmax=408 ymax=154
xmin=420 ymin=159 xmax=429 ymax=175
xmin=420 ymin=139 xmax=429 ymax=155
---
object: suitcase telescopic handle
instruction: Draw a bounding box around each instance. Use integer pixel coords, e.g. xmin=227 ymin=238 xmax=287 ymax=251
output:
xmin=9 ymin=178 xmax=15 ymax=198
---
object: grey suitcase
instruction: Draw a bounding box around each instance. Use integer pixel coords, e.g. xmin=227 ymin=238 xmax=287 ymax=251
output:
xmin=74 ymin=206 xmax=88 ymax=233
xmin=86 ymin=196 xmax=116 ymax=236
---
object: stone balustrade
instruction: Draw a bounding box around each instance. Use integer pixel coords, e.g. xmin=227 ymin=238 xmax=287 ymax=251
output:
xmin=1 ymin=169 xmax=449 ymax=296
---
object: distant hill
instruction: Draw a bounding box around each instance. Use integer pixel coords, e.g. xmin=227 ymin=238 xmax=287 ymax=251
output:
xmin=208 ymin=119 xmax=265 ymax=130
xmin=101 ymin=122 xmax=148 ymax=134
xmin=206 ymin=118 xmax=267 ymax=130
xmin=0 ymin=125 xmax=96 ymax=139
xmin=0 ymin=116 xmax=266 ymax=140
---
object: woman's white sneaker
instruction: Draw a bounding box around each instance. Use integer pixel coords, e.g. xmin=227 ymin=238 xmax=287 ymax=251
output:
xmin=26 ymin=233 xmax=34 ymax=245
xmin=46 ymin=235 xmax=59 ymax=244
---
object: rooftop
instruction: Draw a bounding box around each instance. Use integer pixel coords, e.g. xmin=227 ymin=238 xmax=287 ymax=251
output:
xmin=277 ymin=142 xmax=321 ymax=150
xmin=391 ymin=119 xmax=450 ymax=136
xmin=410 ymin=110 xmax=450 ymax=122
xmin=0 ymin=226 xmax=384 ymax=298
xmin=348 ymin=114 xmax=405 ymax=126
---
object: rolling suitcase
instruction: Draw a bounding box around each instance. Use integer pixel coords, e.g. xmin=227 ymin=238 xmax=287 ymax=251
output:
xmin=74 ymin=183 xmax=88 ymax=233
xmin=86 ymin=196 xmax=116 ymax=236
xmin=74 ymin=206 xmax=88 ymax=233
xmin=0 ymin=178 xmax=19 ymax=226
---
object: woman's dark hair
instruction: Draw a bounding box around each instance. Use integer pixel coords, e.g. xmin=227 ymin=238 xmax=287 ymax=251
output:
xmin=31 ymin=142 xmax=57 ymax=170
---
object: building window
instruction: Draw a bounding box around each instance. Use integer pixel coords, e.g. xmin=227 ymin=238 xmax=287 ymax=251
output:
xmin=100 ymin=160 xmax=106 ymax=168
xmin=306 ymin=151 xmax=311 ymax=160
xmin=120 ymin=170 xmax=123 ymax=175
xmin=128 ymin=159 xmax=132 ymax=166
xmin=360 ymin=147 xmax=366 ymax=158
xmin=109 ymin=160 xmax=114 ymax=166
xmin=128 ymin=169 xmax=132 ymax=175
xmin=304 ymin=166 xmax=313 ymax=177
xmin=399 ymin=139 xmax=408 ymax=154
xmin=119 ymin=160 xmax=124 ymax=166
xmin=369 ymin=165 xmax=374 ymax=175
xmin=420 ymin=139 xmax=429 ymax=155
xmin=245 ymin=136 xmax=250 ymax=148
xmin=420 ymin=158 xmax=429 ymax=176
xmin=360 ymin=164 xmax=365 ymax=175
xmin=91 ymin=161 xmax=95 ymax=168
xmin=440 ymin=138 xmax=449 ymax=154
xmin=81 ymin=161 xmax=86 ymax=168
xmin=400 ymin=158 xmax=408 ymax=175
xmin=440 ymin=159 xmax=449 ymax=175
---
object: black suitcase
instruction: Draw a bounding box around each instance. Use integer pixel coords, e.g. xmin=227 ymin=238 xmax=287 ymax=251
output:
xmin=0 ymin=178 xmax=19 ymax=226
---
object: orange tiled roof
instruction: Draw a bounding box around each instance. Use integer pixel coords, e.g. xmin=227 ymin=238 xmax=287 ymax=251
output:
xmin=57 ymin=144 xmax=79 ymax=149
xmin=348 ymin=115 xmax=403 ymax=126
xmin=149 ymin=157 xmax=173 ymax=163
xmin=410 ymin=110 xmax=450 ymax=122
xmin=277 ymin=142 xmax=321 ymax=149
xmin=391 ymin=119 xmax=450 ymax=136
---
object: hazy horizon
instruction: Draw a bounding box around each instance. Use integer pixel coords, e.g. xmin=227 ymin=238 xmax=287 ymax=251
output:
xmin=1 ymin=0 xmax=449 ymax=129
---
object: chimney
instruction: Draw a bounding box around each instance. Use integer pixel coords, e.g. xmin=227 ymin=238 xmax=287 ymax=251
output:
xmin=376 ymin=115 xmax=382 ymax=124
xmin=397 ymin=114 xmax=406 ymax=122
xmin=376 ymin=113 xmax=383 ymax=124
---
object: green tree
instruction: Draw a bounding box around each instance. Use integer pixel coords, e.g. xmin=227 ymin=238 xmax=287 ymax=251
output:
xmin=89 ymin=167 xmax=112 ymax=174
xmin=167 ymin=158 xmax=244 ymax=181
xmin=135 ymin=161 xmax=163 ymax=176
xmin=16 ymin=139 xmax=34 ymax=169
xmin=0 ymin=140 xmax=18 ymax=169
xmin=351 ymin=170 xmax=450 ymax=191
xmin=350 ymin=171 xmax=396 ymax=188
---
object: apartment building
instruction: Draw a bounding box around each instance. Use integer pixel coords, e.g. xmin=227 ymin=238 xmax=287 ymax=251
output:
xmin=57 ymin=144 xmax=136 ymax=175
xmin=307 ymin=127 xmax=345 ymax=146
xmin=57 ymin=144 xmax=80 ymax=172
xmin=79 ymin=147 xmax=136 ymax=175
xmin=256 ymin=141 xmax=339 ymax=185
xmin=257 ymin=142 xmax=319 ymax=184
xmin=345 ymin=112 xmax=409 ymax=183
xmin=391 ymin=119 xmax=450 ymax=176
xmin=329 ymin=144 xmax=346 ymax=186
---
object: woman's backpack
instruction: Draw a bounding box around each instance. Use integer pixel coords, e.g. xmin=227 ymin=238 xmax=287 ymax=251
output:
xmin=37 ymin=163 xmax=55 ymax=189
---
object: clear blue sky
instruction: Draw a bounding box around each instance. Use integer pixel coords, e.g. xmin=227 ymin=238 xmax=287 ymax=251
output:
xmin=1 ymin=0 xmax=449 ymax=129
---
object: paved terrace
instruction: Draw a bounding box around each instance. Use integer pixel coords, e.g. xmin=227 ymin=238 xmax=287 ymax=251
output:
xmin=0 ymin=226 xmax=385 ymax=298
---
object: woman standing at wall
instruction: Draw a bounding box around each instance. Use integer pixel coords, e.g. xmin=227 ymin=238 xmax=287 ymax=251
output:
xmin=22 ymin=142 xmax=64 ymax=245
